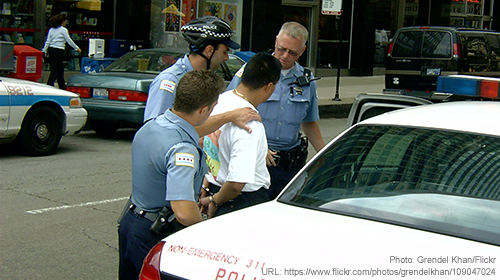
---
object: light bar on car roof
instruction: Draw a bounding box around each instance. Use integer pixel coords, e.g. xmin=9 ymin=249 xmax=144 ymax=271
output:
xmin=437 ymin=75 xmax=500 ymax=99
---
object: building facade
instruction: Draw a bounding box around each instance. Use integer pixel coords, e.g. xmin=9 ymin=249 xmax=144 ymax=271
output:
xmin=0 ymin=0 xmax=497 ymax=75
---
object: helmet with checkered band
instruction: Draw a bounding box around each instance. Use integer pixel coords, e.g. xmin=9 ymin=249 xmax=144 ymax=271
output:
xmin=181 ymin=16 xmax=240 ymax=52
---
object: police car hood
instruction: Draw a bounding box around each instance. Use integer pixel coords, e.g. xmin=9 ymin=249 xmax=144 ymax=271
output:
xmin=159 ymin=201 xmax=499 ymax=279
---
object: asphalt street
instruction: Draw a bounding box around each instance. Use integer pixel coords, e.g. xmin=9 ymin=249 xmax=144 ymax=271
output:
xmin=0 ymin=119 xmax=349 ymax=279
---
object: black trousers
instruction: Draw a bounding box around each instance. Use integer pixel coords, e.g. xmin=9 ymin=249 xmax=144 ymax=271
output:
xmin=267 ymin=165 xmax=301 ymax=200
xmin=209 ymin=184 xmax=269 ymax=217
xmin=47 ymin=47 xmax=67 ymax=90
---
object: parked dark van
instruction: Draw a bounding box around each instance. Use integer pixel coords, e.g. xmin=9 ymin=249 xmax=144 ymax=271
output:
xmin=385 ymin=26 xmax=500 ymax=99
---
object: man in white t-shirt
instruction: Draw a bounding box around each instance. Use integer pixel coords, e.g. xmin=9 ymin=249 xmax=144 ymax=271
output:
xmin=200 ymin=52 xmax=282 ymax=217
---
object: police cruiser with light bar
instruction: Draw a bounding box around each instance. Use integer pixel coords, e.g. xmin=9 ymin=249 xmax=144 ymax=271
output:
xmin=137 ymin=74 xmax=500 ymax=280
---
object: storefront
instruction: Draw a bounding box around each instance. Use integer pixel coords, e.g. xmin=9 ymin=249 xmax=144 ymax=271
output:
xmin=149 ymin=0 xmax=323 ymax=70
xmin=0 ymin=0 xmax=114 ymax=70
xmin=150 ymin=0 xmax=244 ymax=50
xmin=281 ymin=0 xmax=320 ymax=71
xmin=0 ymin=0 xmax=37 ymax=45
xmin=1 ymin=0 xmax=498 ymax=76
xmin=400 ymin=0 xmax=494 ymax=28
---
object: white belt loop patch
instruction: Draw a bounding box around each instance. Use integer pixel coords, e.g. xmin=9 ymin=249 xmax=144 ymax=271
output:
xmin=175 ymin=153 xmax=195 ymax=168
xmin=160 ymin=80 xmax=176 ymax=93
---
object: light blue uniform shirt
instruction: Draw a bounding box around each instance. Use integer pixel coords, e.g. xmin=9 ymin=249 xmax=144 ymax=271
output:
xmin=227 ymin=62 xmax=319 ymax=151
xmin=131 ymin=109 xmax=207 ymax=212
xmin=144 ymin=54 xmax=193 ymax=121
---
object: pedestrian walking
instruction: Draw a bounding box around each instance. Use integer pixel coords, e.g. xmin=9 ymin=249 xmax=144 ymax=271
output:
xmin=42 ymin=13 xmax=81 ymax=90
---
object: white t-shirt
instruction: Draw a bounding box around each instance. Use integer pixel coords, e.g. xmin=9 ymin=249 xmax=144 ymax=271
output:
xmin=204 ymin=90 xmax=270 ymax=192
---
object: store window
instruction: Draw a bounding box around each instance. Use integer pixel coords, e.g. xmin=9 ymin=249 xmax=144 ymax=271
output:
xmin=282 ymin=5 xmax=311 ymax=67
xmin=450 ymin=0 xmax=493 ymax=28
xmin=317 ymin=14 xmax=338 ymax=68
xmin=0 ymin=0 xmax=35 ymax=44
xmin=151 ymin=0 xmax=242 ymax=51
xmin=151 ymin=0 xmax=197 ymax=49
xmin=404 ymin=0 xmax=419 ymax=26
xmin=46 ymin=0 xmax=113 ymax=70
xmin=162 ymin=0 xmax=197 ymax=32
xmin=204 ymin=0 xmax=241 ymax=43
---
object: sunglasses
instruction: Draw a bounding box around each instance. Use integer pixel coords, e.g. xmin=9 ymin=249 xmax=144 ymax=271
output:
xmin=275 ymin=45 xmax=301 ymax=57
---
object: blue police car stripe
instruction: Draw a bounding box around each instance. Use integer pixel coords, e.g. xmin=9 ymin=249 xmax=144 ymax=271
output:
xmin=8 ymin=95 xmax=70 ymax=107
xmin=0 ymin=95 xmax=9 ymax=106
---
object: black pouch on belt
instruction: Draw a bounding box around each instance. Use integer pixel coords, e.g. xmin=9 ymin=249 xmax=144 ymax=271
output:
xmin=150 ymin=206 xmax=174 ymax=235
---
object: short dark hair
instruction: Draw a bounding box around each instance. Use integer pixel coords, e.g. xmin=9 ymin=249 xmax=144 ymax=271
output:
xmin=241 ymin=52 xmax=281 ymax=90
xmin=173 ymin=70 xmax=225 ymax=114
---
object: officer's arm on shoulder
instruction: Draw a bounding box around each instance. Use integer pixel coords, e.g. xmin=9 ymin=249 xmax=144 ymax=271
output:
xmin=196 ymin=107 xmax=260 ymax=136
xmin=171 ymin=200 xmax=203 ymax=226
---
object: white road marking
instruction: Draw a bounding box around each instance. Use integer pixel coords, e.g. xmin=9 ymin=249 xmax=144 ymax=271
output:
xmin=26 ymin=197 xmax=129 ymax=214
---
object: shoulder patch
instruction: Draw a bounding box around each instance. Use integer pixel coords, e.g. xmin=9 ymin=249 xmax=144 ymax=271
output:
xmin=175 ymin=153 xmax=195 ymax=168
xmin=235 ymin=66 xmax=245 ymax=78
xmin=160 ymin=80 xmax=176 ymax=93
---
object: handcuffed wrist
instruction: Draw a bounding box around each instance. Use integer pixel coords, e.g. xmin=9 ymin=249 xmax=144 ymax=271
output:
xmin=209 ymin=195 xmax=220 ymax=208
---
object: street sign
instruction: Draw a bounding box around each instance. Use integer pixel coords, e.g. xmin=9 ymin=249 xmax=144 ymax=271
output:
xmin=322 ymin=0 xmax=342 ymax=15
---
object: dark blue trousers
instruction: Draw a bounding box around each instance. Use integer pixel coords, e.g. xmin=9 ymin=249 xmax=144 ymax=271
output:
xmin=267 ymin=165 xmax=301 ymax=200
xmin=118 ymin=210 xmax=162 ymax=280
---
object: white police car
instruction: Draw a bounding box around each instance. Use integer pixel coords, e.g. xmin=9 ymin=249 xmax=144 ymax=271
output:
xmin=0 ymin=77 xmax=87 ymax=156
xmin=139 ymin=98 xmax=500 ymax=280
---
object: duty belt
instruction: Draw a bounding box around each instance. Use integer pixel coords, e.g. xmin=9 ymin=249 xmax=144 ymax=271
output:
xmin=274 ymin=136 xmax=309 ymax=170
xmin=129 ymin=204 xmax=159 ymax=223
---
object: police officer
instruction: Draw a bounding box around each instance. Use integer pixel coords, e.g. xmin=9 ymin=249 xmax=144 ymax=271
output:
xmin=227 ymin=22 xmax=325 ymax=200
xmin=144 ymin=16 xmax=258 ymax=136
xmin=118 ymin=70 xmax=225 ymax=280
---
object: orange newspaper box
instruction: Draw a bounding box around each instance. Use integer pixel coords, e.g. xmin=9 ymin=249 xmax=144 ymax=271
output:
xmin=8 ymin=45 xmax=43 ymax=82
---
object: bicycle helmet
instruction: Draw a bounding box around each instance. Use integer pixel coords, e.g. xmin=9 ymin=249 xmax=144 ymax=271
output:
xmin=181 ymin=16 xmax=240 ymax=50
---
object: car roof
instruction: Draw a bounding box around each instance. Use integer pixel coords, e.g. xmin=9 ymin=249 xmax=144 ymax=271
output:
xmin=396 ymin=26 xmax=500 ymax=34
xmin=132 ymin=48 xmax=186 ymax=53
xmin=358 ymin=101 xmax=500 ymax=137
xmin=123 ymin=48 xmax=241 ymax=60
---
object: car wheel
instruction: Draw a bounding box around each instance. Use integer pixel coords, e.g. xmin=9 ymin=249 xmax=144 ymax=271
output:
xmin=89 ymin=120 xmax=120 ymax=135
xmin=17 ymin=106 xmax=63 ymax=156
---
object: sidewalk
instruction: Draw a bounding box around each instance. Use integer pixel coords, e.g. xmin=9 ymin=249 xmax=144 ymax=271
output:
xmin=316 ymin=75 xmax=385 ymax=118
xmin=41 ymin=71 xmax=386 ymax=118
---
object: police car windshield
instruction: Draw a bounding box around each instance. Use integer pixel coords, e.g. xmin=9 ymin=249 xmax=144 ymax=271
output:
xmin=279 ymin=125 xmax=500 ymax=246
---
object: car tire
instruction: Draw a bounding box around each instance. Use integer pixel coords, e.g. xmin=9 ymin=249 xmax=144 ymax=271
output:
xmin=89 ymin=120 xmax=120 ymax=135
xmin=17 ymin=106 xmax=63 ymax=156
